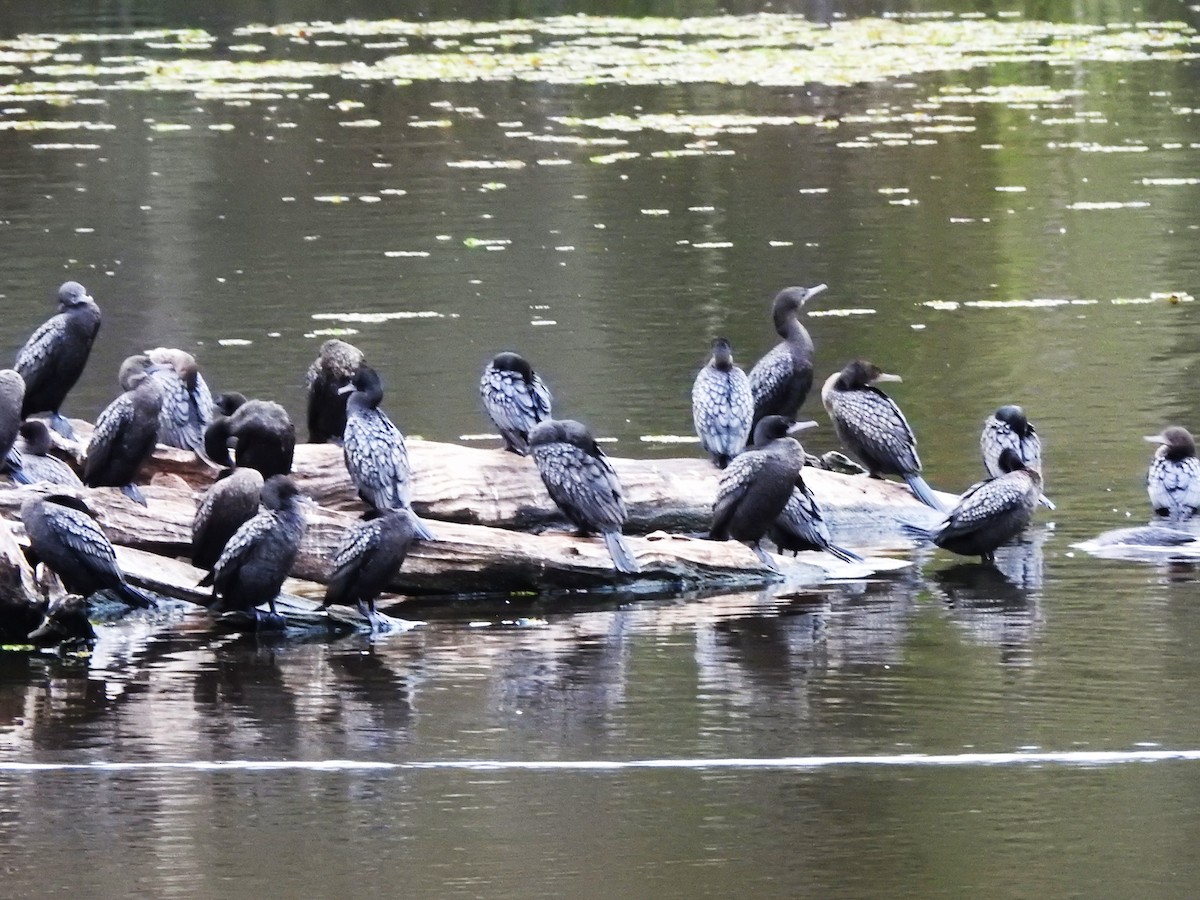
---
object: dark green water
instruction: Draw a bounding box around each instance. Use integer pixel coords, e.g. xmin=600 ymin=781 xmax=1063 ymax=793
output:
xmin=2 ymin=1 xmax=1200 ymax=896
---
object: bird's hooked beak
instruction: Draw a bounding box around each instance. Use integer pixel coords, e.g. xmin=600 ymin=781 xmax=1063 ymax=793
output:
xmin=1144 ymin=433 xmax=1169 ymax=445
xmin=337 ymin=382 xmax=356 ymax=396
xmin=806 ymin=283 xmax=828 ymax=299
xmin=787 ymin=420 xmax=819 ymax=435
xmin=872 ymin=372 xmax=903 ymax=384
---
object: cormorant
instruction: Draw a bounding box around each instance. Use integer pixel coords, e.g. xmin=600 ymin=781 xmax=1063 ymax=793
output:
xmin=12 ymin=420 xmax=83 ymax=487
xmin=14 ymin=281 xmax=101 ymax=439
xmin=908 ymin=447 xmax=1041 ymax=563
xmin=203 ymin=393 xmax=295 ymax=478
xmin=821 ymin=359 xmax=945 ymax=511
xmin=692 ymin=337 xmax=754 ymax=469
xmin=480 ymin=351 xmax=553 ymax=455
xmin=339 ymin=365 xmax=434 ymax=538
xmin=0 ymin=369 xmax=29 ymax=483
xmin=199 ymin=474 xmax=308 ymax=620
xmin=191 ymin=466 xmax=265 ymax=570
xmin=145 ymin=347 xmax=214 ymax=455
xmin=748 ymin=283 xmax=827 ymax=432
xmin=710 ymin=415 xmax=814 ymax=570
xmin=28 ymin=594 xmax=95 ymax=648
xmin=768 ymin=479 xmax=863 ymax=564
xmin=83 ymin=356 xmax=164 ymax=506
xmin=1145 ymin=426 xmax=1200 ymax=523
xmin=306 ymin=338 xmax=365 ymax=443
xmin=21 ymin=494 xmax=157 ymax=608
xmin=319 ymin=507 xmax=421 ymax=630
xmin=528 ymin=418 xmax=639 ymax=574
xmin=982 ymin=404 xmax=1054 ymax=510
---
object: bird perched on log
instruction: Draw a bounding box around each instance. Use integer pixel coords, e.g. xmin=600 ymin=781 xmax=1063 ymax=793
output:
xmin=21 ymin=494 xmax=157 ymax=608
xmin=11 ymin=419 xmax=82 ymax=487
xmin=982 ymin=405 xmax=1054 ymax=510
xmin=528 ymin=418 xmax=639 ymax=574
xmin=306 ymin=338 xmax=365 ymax=444
xmin=319 ymin=507 xmax=422 ymax=631
xmin=0 ymin=369 xmax=29 ymax=483
xmin=83 ymin=355 xmax=164 ymax=506
xmin=710 ymin=415 xmax=814 ymax=570
xmin=480 ymin=351 xmax=553 ymax=455
xmin=199 ymin=474 xmax=307 ymax=622
xmin=340 ymin=365 xmax=434 ymax=539
xmin=905 ymin=447 xmax=1042 ymax=563
xmin=203 ymin=392 xmax=295 ymax=478
xmin=748 ymin=283 xmax=827 ymax=434
xmin=145 ymin=347 xmax=214 ymax=455
xmin=191 ymin=466 xmax=265 ymax=571
xmin=768 ymin=478 xmax=863 ymax=564
xmin=821 ymin=359 xmax=944 ymax=511
xmin=14 ymin=281 xmax=101 ymax=440
xmin=1144 ymin=426 xmax=1200 ymax=523
xmin=692 ymin=337 xmax=753 ymax=469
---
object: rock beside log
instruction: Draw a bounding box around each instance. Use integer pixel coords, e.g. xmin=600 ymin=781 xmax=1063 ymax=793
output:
xmin=0 ymin=513 xmax=45 ymax=642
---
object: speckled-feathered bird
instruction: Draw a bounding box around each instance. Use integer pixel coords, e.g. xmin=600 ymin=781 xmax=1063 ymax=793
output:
xmin=203 ymin=393 xmax=295 ymax=478
xmin=199 ymin=474 xmax=307 ymax=619
xmin=339 ymin=365 xmax=434 ymax=539
xmin=821 ymin=359 xmax=944 ymax=512
xmin=710 ymin=415 xmax=814 ymax=570
xmin=908 ymin=447 xmax=1041 ymax=563
xmin=692 ymin=337 xmax=754 ymax=469
xmin=480 ymin=351 xmax=553 ymax=455
xmin=83 ymin=356 xmax=164 ymax=506
xmin=15 ymin=281 xmax=101 ymax=440
xmin=306 ymin=338 xmax=365 ymax=444
xmin=1144 ymin=426 xmax=1200 ymax=523
xmin=319 ymin=507 xmax=421 ymax=630
xmin=191 ymin=466 xmax=265 ymax=571
xmin=981 ymin=405 xmax=1054 ymax=510
xmin=528 ymin=418 xmax=639 ymax=574
xmin=21 ymin=494 xmax=156 ymax=608
xmin=748 ymin=284 xmax=827 ymax=434
xmin=145 ymin=347 xmax=214 ymax=455
xmin=768 ymin=478 xmax=863 ymax=564
xmin=0 ymin=369 xmax=29 ymax=484
xmin=28 ymin=593 xmax=95 ymax=648
xmin=11 ymin=419 xmax=82 ymax=487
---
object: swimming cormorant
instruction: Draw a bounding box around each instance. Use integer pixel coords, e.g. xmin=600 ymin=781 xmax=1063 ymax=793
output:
xmin=203 ymin=393 xmax=295 ymax=478
xmin=319 ymin=507 xmax=421 ymax=630
xmin=199 ymin=474 xmax=308 ymax=621
xmin=83 ymin=356 xmax=164 ymax=506
xmin=821 ymin=359 xmax=945 ymax=511
xmin=1144 ymin=426 xmax=1200 ymax=523
xmin=710 ymin=415 xmax=814 ymax=570
xmin=145 ymin=347 xmax=214 ymax=455
xmin=768 ymin=479 xmax=863 ymax=564
xmin=692 ymin=337 xmax=754 ymax=469
xmin=748 ymin=284 xmax=827 ymax=432
xmin=306 ymin=338 xmax=365 ymax=444
xmin=528 ymin=418 xmax=639 ymax=574
xmin=14 ymin=281 xmax=101 ymax=440
xmin=982 ymin=404 xmax=1054 ymax=510
xmin=21 ymin=494 xmax=157 ymax=608
xmin=12 ymin=420 xmax=83 ymax=487
xmin=191 ymin=466 xmax=265 ymax=570
xmin=480 ymin=351 xmax=553 ymax=455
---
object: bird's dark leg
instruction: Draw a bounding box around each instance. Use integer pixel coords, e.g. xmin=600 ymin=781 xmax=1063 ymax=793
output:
xmin=120 ymin=483 xmax=148 ymax=506
xmin=750 ymin=543 xmax=780 ymax=572
xmin=49 ymin=412 xmax=77 ymax=441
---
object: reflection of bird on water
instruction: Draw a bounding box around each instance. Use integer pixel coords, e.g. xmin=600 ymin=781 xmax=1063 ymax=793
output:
xmin=480 ymin=351 xmax=552 ymax=456
xmin=982 ymin=405 xmax=1054 ymax=509
xmin=15 ymin=280 xmax=101 ymax=440
xmin=1144 ymin=426 xmax=1200 ymax=523
xmin=710 ymin=415 xmax=814 ymax=570
xmin=191 ymin=466 xmax=265 ymax=571
xmin=528 ymin=418 xmax=639 ymax=574
xmin=692 ymin=337 xmax=753 ymax=469
xmin=821 ymin=359 xmax=944 ymax=511
xmin=748 ymin=284 xmax=827 ymax=433
xmin=83 ymin=356 xmax=164 ymax=506
xmin=204 ymin=392 xmax=295 ymax=478
xmin=145 ymin=347 xmax=214 ymax=455
xmin=306 ymin=338 xmax=365 ymax=444
xmin=320 ymin=508 xmax=422 ymax=631
xmin=12 ymin=420 xmax=83 ymax=487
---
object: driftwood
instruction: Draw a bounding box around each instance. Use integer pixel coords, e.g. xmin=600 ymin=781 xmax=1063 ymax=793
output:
xmin=0 ymin=513 xmax=45 ymax=641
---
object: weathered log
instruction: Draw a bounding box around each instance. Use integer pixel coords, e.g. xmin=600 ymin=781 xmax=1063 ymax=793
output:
xmin=0 ymin=513 xmax=46 ymax=642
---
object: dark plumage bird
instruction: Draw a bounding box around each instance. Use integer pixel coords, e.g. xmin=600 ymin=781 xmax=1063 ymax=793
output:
xmin=748 ymin=284 xmax=827 ymax=433
xmin=199 ymin=474 xmax=308 ymax=619
xmin=145 ymin=347 xmax=214 ymax=454
xmin=480 ymin=351 xmax=553 ymax=455
xmin=710 ymin=415 xmax=814 ymax=570
xmin=908 ymin=448 xmax=1041 ymax=563
xmin=0 ymin=369 xmax=29 ymax=484
xmin=340 ymin=366 xmax=434 ymax=538
xmin=692 ymin=337 xmax=754 ymax=469
xmin=768 ymin=479 xmax=863 ymax=564
xmin=982 ymin=405 xmax=1054 ymax=510
xmin=203 ymin=393 xmax=295 ymax=478
xmin=319 ymin=508 xmax=421 ymax=630
xmin=21 ymin=494 xmax=156 ymax=608
xmin=14 ymin=281 xmax=101 ymax=440
xmin=83 ymin=356 xmax=164 ymax=506
xmin=28 ymin=594 xmax=95 ymax=648
xmin=306 ymin=338 xmax=365 ymax=444
xmin=12 ymin=420 xmax=82 ymax=487
xmin=191 ymin=466 xmax=265 ymax=570
xmin=1144 ymin=426 xmax=1200 ymax=523
xmin=821 ymin=359 xmax=945 ymax=511
xmin=528 ymin=418 xmax=639 ymax=574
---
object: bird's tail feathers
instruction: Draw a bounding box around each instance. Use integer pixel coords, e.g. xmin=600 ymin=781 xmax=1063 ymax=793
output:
xmin=604 ymin=531 xmax=640 ymax=574
xmin=904 ymin=474 xmax=947 ymax=512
